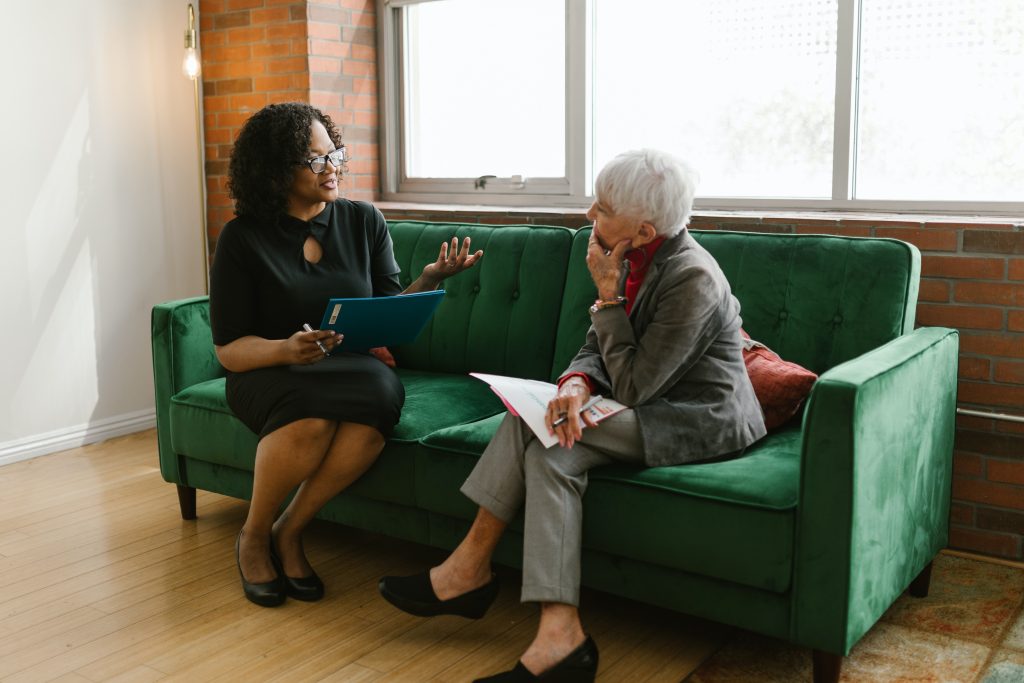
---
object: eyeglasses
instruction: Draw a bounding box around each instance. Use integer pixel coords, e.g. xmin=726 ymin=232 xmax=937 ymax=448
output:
xmin=301 ymin=147 xmax=347 ymax=174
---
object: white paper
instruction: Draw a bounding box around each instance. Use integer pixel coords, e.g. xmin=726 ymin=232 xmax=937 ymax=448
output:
xmin=470 ymin=372 xmax=627 ymax=448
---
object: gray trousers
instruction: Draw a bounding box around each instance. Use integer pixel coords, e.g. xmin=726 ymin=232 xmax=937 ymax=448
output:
xmin=460 ymin=411 xmax=646 ymax=606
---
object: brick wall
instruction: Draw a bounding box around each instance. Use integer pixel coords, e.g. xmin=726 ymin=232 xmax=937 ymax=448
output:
xmin=198 ymin=0 xmax=377 ymax=250
xmin=196 ymin=4 xmax=1024 ymax=561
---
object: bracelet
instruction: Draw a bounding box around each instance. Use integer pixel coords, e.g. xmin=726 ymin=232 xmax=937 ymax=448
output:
xmin=589 ymin=296 xmax=627 ymax=314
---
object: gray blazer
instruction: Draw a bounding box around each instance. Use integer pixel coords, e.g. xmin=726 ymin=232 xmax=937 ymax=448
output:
xmin=561 ymin=230 xmax=766 ymax=466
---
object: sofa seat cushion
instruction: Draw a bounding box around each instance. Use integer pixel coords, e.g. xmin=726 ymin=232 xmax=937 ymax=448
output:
xmin=391 ymin=368 xmax=505 ymax=442
xmin=418 ymin=417 xmax=802 ymax=593
xmin=169 ymin=370 xmax=505 ymax=504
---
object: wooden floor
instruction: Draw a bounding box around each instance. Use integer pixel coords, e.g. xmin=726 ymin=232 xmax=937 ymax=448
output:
xmin=0 ymin=430 xmax=727 ymax=682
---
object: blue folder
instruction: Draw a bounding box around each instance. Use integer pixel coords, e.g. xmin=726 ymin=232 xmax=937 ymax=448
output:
xmin=317 ymin=290 xmax=445 ymax=351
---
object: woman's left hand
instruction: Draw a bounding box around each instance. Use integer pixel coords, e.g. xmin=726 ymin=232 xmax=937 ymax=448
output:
xmin=421 ymin=237 xmax=483 ymax=286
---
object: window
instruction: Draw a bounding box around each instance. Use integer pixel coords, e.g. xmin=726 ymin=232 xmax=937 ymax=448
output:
xmin=377 ymin=0 xmax=1024 ymax=213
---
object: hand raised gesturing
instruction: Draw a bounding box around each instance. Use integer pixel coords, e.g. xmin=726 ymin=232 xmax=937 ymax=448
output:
xmin=421 ymin=237 xmax=484 ymax=286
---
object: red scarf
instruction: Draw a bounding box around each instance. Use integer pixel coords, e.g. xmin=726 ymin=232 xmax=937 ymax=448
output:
xmin=624 ymin=236 xmax=666 ymax=314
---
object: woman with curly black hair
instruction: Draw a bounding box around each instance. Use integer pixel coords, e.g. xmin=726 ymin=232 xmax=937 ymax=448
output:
xmin=209 ymin=102 xmax=482 ymax=607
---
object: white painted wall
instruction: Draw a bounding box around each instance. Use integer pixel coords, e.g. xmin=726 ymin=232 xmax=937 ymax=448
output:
xmin=0 ymin=0 xmax=206 ymax=464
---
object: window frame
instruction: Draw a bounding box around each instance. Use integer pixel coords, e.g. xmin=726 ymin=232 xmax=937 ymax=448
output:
xmin=377 ymin=0 xmax=1024 ymax=215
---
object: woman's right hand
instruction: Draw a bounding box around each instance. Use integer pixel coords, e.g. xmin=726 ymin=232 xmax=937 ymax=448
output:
xmin=283 ymin=329 xmax=344 ymax=365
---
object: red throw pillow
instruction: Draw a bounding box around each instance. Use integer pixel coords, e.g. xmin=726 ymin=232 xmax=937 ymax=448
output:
xmin=369 ymin=346 xmax=396 ymax=368
xmin=740 ymin=329 xmax=817 ymax=431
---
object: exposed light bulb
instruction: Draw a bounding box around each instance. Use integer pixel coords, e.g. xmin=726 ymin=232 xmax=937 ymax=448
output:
xmin=183 ymin=46 xmax=200 ymax=79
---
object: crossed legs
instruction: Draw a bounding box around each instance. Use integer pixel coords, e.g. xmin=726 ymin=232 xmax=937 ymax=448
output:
xmin=238 ymin=418 xmax=385 ymax=584
xmin=427 ymin=412 xmax=645 ymax=675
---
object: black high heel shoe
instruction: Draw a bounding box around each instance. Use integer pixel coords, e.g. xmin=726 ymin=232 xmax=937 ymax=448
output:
xmin=235 ymin=531 xmax=286 ymax=607
xmin=378 ymin=570 xmax=499 ymax=619
xmin=473 ymin=636 xmax=599 ymax=683
xmin=269 ymin=538 xmax=324 ymax=602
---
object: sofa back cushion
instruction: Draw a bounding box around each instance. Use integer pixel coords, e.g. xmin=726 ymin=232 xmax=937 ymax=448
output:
xmin=551 ymin=229 xmax=920 ymax=379
xmin=388 ymin=221 xmax=575 ymax=380
xmin=694 ymin=231 xmax=920 ymax=374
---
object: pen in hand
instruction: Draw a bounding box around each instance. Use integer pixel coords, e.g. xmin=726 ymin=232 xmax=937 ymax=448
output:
xmin=552 ymin=395 xmax=602 ymax=428
xmin=303 ymin=323 xmax=330 ymax=356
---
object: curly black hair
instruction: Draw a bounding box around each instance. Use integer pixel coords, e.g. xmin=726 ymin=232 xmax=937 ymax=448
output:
xmin=227 ymin=102 xmax=343 ymax=222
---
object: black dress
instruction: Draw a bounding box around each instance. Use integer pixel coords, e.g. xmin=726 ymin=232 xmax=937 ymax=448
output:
xmin=209 ymin=200 xmax=405 ymax=438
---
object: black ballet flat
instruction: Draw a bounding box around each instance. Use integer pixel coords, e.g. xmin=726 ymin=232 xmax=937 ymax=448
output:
xmin=473 ymin=636 xmax=599 ymax=683
xmin=378 ymin=570 xmax=499 ymax=619
xmin=269 ymin=539 xmax=324 ymax=602
xmin=235 ymin=531 xmax=286 ymax=607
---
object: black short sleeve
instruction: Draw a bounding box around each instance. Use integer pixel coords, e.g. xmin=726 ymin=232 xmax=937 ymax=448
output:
xmin=209 ymin=220 xmax=258 ymax=346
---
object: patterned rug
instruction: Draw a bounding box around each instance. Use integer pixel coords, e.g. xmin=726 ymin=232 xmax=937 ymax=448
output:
xmin=688 ymin=553 xmax=1024 ymax=682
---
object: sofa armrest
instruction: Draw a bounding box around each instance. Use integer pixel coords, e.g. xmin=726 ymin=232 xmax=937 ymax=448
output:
xmin=151 ymin=297 xmax=224 ymax=484
xmin=790 ymin=326 xmax=958 ymax=655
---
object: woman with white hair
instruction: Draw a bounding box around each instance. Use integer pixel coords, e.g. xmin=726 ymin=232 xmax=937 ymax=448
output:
xmin=380 ymin=149 xmax=766 ymax=682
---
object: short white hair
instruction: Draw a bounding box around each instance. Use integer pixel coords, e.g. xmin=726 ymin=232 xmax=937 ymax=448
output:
xmin=594 ymin=149 xmax=699 ymax=237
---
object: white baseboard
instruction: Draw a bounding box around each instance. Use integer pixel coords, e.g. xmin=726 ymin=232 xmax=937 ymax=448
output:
xmin=0 ymin=409 xmax=156 ymax=467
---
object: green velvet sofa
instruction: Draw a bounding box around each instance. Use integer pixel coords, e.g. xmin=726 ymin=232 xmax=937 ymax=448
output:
xmin=151 ymin=221 xmax=959 ymax=682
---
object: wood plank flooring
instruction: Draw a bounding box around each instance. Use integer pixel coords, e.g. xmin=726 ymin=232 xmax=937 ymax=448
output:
xmin=0 ymin=430 xmax=726 ymax=682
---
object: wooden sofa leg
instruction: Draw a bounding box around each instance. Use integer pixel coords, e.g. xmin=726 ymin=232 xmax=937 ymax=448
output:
xmin=909 ymin=560 xmax=934 ymax=598
xmin=176 ymin=484 xmax=197 ymax=520
xmin=812 ymin=650 xmax=842 ymax=683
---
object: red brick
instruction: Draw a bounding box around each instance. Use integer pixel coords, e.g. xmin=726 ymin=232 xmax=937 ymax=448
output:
xmin=959 ymin=381 xmax=1024 ymax=409
xmin=1009 ymin=259 xmax=1024 ymax=281
xmin=341 ymin=0 xmax=374 ymax=10
xmin=953 ymin=475 xmax=1024 ymax=510
xmin=997 ymin=421 xmax=1024 ymax=435
xmin=922 ymin=256 xmax=1005 ymax=280
xmin=989 ymin=460 xmax=1024 ymax=485
xmin=215 ymin=78 xmax=252 ymax=94
xmin=353 ymin=110 xmax=377 ymax=127
xmin=203 ymin=44 xmax=253 ymax=63
xmin=351 ymin=44 xmax=375 ymax=61
xmin=956 ymin=429 xmax=1024 ymax=459
xmin=876 ymin=228 xmax=958 ymax=252
xmin=1009 ymin=311 xmax=1024 ymax=332
xmin=203 ymin=94 xmax=230 ymax=112
xmin=963 ymin=230 xmax=1024 ymax=255
xmin=267 ymin=56 xmax=308 ymax=73
xmin=350 ymin=77 xmax=376 ymax=93
xmin=204 ymin=127 xmax=232 ymax=144
xmin=254 ymin=75 xmax=292 ymax=91
xmin=343 ymin=59 xmax=375 ymax=77
xmin=226 ymin=0 xmax=263 ymax=9
xmin=953 ymin=452 xmax=983 ymax=477
xmin=958 ymin=356 xmax=991 ymax=380
xmin=955 ymin=282 xmax=1024 ymax=307
xmin=213 ymin=11 xmax=251 ymax=29
xmin=995 ymin=361 xmax=1024 ymax=385
xmin=344 ymin=93 xmax=377 ymax=110
xmin=224 ymin=26 xmax=266 ymax=43
xmin=265 ymin=88 xmax=307 ymax=104
xmin=351 ymin=10 xmax=375 ymax=28
xmin=919 ymin=279 xmax=951 ymax=303
xmin=310 ymin=91 xmax=343 ymax=109
xmin=949 ymin=502 xmax=974 ymax=525
xmin=308 ymin=21 xmax=342 ymax=40
xmin=250 ymin=7 xmax=290 ymax=24
xmin=977 ymin=507 xmax=1024 ymax=534
xmin=948 ymin=526 xmax=1020 ymax=559
xmin=309 ymin=57 xmax=342 ymax=74
xmin=199 ymin=29 xmax=226 ymax=48
xmin=311 ymin=39 xmax=349 ymax=58
xmin=229 ymin=93 xmax=268 ymax=111
xmin=266 ymin=22 xmax=305 ymax=40
xmin=916 ymin=304 xmax=1003 ymax=330
xmin=959 ymin=332 xmax=1024 ymax=358
xmin=252 ymin=41 xmax=294 ymax=58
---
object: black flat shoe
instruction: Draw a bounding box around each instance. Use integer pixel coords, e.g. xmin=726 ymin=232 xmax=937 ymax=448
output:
xmin=269 ymin=538 xmax=324 ymax=602
xmin=473 ymin=636 xmax=599 ymax=683
xmin=235 ymin=531 xmax=286 ymax=607
xmin=378 ymin=570 xmax=498 ymax=619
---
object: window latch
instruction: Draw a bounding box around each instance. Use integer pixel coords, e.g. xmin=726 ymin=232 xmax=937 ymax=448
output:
xmin=474 ymin=175 xmax=496 ymax=189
